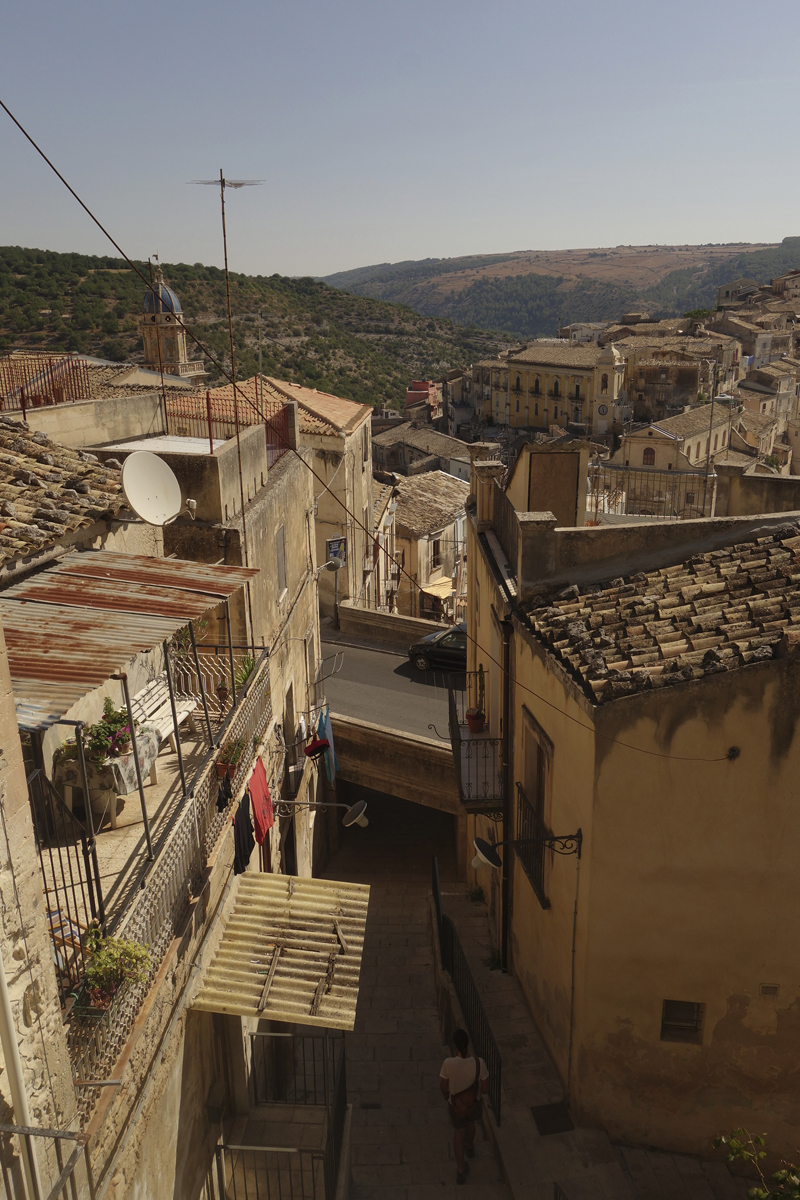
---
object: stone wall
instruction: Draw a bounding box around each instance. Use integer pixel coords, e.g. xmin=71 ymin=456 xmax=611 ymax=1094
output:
xmin=337 ymin=599 xmax=449 ymax=651
xmin=25 ymin=393 xmax=166 ymax=449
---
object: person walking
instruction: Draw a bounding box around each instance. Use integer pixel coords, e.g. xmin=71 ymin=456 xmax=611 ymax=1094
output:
xmin=439 ymin=1027 xmax=489 ymax=1184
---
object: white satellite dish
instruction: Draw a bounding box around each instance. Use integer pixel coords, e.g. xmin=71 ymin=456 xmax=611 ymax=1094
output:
xmin=121 ymin=451 xmax=183 ymax=526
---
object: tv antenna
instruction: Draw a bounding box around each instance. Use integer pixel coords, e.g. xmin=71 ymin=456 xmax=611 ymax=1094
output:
xmin=188 ymin=171 xmax=264 ymax=579
xmin=121 ymin=451 xmax=196 ymax=526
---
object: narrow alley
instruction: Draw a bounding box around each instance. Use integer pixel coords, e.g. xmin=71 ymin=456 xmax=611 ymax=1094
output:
xmin=325 ymin=793 xmax=512 ymax=1200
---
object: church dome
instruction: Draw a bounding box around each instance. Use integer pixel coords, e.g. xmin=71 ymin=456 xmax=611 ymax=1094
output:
xmin=143 ymin=271 xmax=182 ymax=316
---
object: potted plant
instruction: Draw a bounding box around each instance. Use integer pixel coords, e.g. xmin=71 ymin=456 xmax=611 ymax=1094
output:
xmin=217 ymin=738 xmax=245 ymax=780
xmin=83 ymin=926 xmax=150 ymax=1011
xmin=84 ymin=698 xmax=135 ymax=763
xmin=465 ymin=664 xmax=486 ymax=735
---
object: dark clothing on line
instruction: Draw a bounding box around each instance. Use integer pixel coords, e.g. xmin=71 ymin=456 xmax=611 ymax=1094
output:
xmin=233 ymin=792 xmax=255 ymax=875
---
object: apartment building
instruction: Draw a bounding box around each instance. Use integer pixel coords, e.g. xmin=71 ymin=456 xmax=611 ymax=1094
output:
xmin=455 ymin=454 xmax=800 ymax=1159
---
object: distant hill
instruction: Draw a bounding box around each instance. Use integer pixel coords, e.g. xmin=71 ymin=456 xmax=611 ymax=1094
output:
xmin=321 ymin=238 xmax=800 ymax=338
xmin=0 ymin=247 xmax=513 ymax=407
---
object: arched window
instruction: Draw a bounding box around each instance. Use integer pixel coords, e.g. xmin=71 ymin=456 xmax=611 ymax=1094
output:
xmin=533 ymin=377 xmax=540 ymax=395
xmin=553 ymin=405 xmax=559 ymax=419
xmin=713 ymin=434 xmax=718 ymax=451
xmin=643 ymin=446 xmax=656 ymax=466
xmin=515 ymin=374 xmax=521 ymax=391
xmin=722 ymin=429 xmax=727 ymax=445
xmin=601 ymin=373 xmax=608 ymax=394
xmin=553 ymin=379 xmax=560 ymax=397
xmin=574 ymin=382 xmax=581 ymax=400
xmin=534 ymin=402 xmax=539 ymax=416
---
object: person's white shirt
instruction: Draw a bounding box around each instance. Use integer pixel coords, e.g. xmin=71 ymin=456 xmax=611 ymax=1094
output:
xmin=440 ymin=1055 xmax=488 ymax=1102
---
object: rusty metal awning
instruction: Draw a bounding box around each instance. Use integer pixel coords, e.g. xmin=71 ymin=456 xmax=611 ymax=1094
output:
xmin=0 ymin=550 xmax=258 ymax=731
xmin=193 ymin=874 xmax=369 ymax=1030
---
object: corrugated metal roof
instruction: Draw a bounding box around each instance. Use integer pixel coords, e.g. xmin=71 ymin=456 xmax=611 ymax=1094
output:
xmin=0 ymin=550 xmax=258 ymax=731
xmin=193 ymin=873 xmax=369 ymax=1030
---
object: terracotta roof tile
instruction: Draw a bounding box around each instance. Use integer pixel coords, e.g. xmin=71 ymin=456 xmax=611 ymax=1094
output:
xmin=394 ymin=471 xmax=469 ymax=538
xmin=0 ymin=417 xmax=124 ymax=568
xmin=526 ymin=524 xmax=800 ymax=703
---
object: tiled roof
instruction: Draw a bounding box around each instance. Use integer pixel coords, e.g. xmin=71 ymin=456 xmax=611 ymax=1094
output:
xmin=525 ymin=524 xmax=800 ymax=704
xmin=203 ymin=376 xmax=370 ymax=438
xmin=754 ymin=363 xmax=792 ymax=379
xmin=394 ymin=470 xmax=469 ymax=538
xmin=650 ymin=407 xmax=729 ymax=438
xmin=0 ymin=417 xmax=124 ymax=567
xmin=509 ymin=344 xmax=601 ymax=369
xmin=372 ymin=421 xmax=466 ymax=457
xmin=372 ymin=478 xmax=393 ymax=527
xmin=737 ymin=410 xmax=776 ymax=435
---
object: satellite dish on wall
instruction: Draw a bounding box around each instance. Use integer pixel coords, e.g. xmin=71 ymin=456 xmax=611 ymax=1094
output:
xmin=121 ymin=451 xmax=183 ymax=526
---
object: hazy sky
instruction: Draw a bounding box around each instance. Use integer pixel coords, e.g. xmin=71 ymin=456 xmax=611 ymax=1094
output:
xmin=2 ymin=0 xmax=798 ymax=278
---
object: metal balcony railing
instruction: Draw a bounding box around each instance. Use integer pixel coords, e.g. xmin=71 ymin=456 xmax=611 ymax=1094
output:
xmin=66 ymin=656 xmax=273 ymax=1109
xmin=0 ymin=1122 xmax=95 ymax=1200
xmin=515 ymin=782 xmax=549 ymax=909
xmin=447 ymin=689 xmax=502 ymax=810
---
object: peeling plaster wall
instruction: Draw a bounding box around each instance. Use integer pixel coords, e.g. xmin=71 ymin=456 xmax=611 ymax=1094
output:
xmin=574 ymin=656 xmax=800 ymax=1157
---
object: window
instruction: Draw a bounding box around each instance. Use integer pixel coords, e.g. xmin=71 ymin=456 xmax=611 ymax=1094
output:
xmin=601 ymin=373 xmax=608 ymax=395
xmin=574 ymin=382 xmax=581 ymax=400
xmin=431 ymin=538 xmax=442 ymax=570
xmin=660 ymin=369 xmax=667 ymax=381
xmin=553 ymin=406 xmax=558 ymax=419
xmin=362 ymin=427 xmax=369 ymax=464
xmin=516 ymin=394 xmax=520 ymax=413
xmin=660 ymin=1000 xmax=704 ymax=1044
xmin=643 ymin=446 xmax=656 ymax=466
xmin=534 ymin=402 xmax=539 ymax=416
xmin=515 ymin=374 xmax=521 ymax=391
xmin=533 ymin=377 xmax=540 ymax=395
xmin=276 ymin=524 xmax=286 ymax=595
xmin=713 ymin=434 xmax=718 ymax=451
xmin=552 ymin=379 xmax=559 ymax=397
xmin=722 ymin=429 xmax=727 ymax=445
xmin=516 ymin=708 xmax=553 ymax=909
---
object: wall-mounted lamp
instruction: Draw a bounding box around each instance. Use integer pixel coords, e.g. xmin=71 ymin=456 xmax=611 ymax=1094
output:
xmin=471 ymin=829 xmax=582 ymax=872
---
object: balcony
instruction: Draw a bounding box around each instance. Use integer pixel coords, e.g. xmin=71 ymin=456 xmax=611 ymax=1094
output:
xmin=171 ymin=359 xmax=206 ymax=377
xmin=32 ymin=647 xmax=273 ymax=1100
xmin=447 ymin=675 xmax=503 ymax=811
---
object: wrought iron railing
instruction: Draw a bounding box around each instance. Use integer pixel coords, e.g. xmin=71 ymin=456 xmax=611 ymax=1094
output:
xmin=250 ymin=1032 xmax=343 ymax=1108
xmin=0 ymin=1121 xmax=95 ymax=1200
xmin=515 ymin=782 xmax=549 ymax=910
xmin=164 ymin=392 xmax=292 ymax=468
xmin=215 ymin=1144 xmax=324 ymax=1200
xmin=323 ymin=1038 xmax=347 ymax=1200
xmin=432 ymin=857 xmax=502 ymax=1124
xmin=171 ymin=646 xmax=258 ymax=723
xmin=586 ymin=463 xmax=714 ymax=523
xmin=66 ymin=657 xmax=273 ymax=1107
xmin=448 ymin=689 xmax=503 ymax=809
xmin=28 ymin=770 xmax=106 ymax=1007
xmin=0 ymin=352 xmax=90 ymax=411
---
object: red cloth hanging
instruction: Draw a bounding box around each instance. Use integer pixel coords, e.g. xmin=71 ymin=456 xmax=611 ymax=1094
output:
xmin=249 ymin=758 xmax=273 ymax=845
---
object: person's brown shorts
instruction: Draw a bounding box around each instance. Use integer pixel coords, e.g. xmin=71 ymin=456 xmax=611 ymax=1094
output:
xmin=448 ymin=1100 xmax=482 ymax=1130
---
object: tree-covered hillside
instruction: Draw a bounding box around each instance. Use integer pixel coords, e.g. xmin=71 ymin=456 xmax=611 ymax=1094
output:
xmin=0 ymin=247 xmax=513 ymax=407
xmin=323 ymin=237 xmax=800 ymax=339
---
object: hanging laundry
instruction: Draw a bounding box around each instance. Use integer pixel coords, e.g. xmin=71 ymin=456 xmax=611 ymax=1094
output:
xmin=317 ymin=705 xmax=338 ymax=785
xmin=233 ymin=792 xmax=255 ymax=875
xmin=249 ymin=758 xmax=273 ymax=845
xmin=298 ymin=713 xmax=307 ymax=742
xmin=216 ymin=771 xmax=233 ymax=813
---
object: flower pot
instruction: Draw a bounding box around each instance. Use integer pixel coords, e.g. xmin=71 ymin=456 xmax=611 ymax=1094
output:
xmin=216 ymin=761 xmax=230 ymax=780
xmin=465 ymin=711 xmax=485 ymax=736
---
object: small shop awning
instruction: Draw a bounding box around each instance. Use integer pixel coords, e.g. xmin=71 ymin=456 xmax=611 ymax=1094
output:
xmin=193 ymin=873 xmax=369 ymax=1030
xmin=421 ymin=576 xmax=455 ymax=600
xmin=0 ymin=549 xmax=258 ymax=731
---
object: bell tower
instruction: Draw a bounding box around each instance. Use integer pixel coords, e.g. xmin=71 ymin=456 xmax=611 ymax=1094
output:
xmin=141 ymin=268 xmax=205 ymax=382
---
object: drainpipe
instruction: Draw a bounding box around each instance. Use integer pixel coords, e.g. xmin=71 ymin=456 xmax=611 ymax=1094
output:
xmin=500 ymin=618 xmax=512 ymax=972
xmin=0 ymin=948 xmax=43 ymax=1199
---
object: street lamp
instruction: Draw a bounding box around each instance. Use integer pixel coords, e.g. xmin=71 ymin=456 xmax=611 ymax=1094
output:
xmin=471 ymin=830 xmax=582 ymax=872
xmin=273 ymin=797 xmax=368 ymax=827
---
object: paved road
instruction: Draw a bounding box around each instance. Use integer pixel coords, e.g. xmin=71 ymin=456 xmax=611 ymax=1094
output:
xmin=321 ymin=640 xmax=459 ymax=740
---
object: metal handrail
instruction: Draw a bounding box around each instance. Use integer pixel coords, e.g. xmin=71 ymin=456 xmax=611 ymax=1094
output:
xmin=0 ymin=1121 xmax=95 ymax=1200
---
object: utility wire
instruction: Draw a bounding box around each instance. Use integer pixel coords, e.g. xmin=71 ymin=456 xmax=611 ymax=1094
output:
xmin=0 ymin=97 xmax=735 ymax=764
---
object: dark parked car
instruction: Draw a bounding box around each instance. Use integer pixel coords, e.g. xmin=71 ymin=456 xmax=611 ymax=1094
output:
xmin=408 ymin=621 xmax=467 ymax=672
